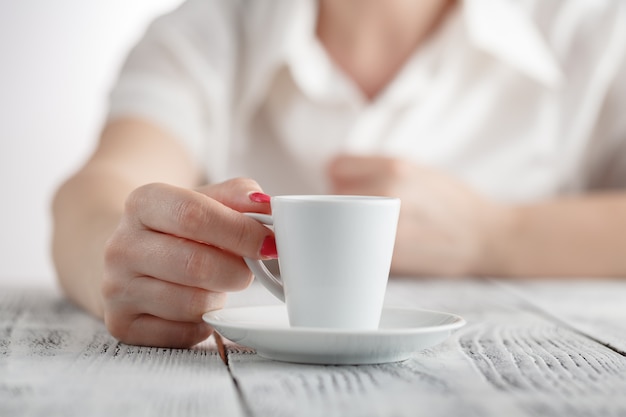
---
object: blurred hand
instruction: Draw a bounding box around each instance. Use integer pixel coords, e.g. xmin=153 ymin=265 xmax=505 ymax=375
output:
xmin=101 ymin=178 xmax=274 ymax=348
xmin=327 ymin=155 xmax=507 ymax=276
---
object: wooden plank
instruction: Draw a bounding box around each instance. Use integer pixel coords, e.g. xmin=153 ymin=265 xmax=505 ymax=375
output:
xmin=501 ymin=279 xmax=626 ymax=354
xmin=4 ymin=279 xmax=625 ymax=417
xmin=0 ymin=286 xmax=244 ymax=417
xmin=224 ymin=279 xmax=626 ymax=417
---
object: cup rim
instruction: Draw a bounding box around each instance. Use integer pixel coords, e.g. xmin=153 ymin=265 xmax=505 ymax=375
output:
xmin=272 ymin=195 xmax=400 ymax=204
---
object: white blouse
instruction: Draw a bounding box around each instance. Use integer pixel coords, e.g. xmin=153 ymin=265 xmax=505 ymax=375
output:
xmin=108 ymin=0 xmax=626 ymax=202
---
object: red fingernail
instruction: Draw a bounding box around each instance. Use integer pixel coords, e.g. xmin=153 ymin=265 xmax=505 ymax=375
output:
xmin=260 ymin=236 xmax=278 ymax=259
xmin=249 ymin=192 xmax=271 ymax=204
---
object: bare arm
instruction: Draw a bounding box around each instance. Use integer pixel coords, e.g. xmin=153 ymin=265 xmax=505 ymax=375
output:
xmin=52 ymin=118 xmax=202 ymax=317
xmin=494 ymin=194 xmax=626 ymax=277
xmin=329 ymin=155 xmax=626 ymax=278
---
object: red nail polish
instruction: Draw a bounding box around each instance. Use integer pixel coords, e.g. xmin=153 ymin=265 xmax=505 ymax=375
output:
xmin=249 ymin=192 xmax=271 ymax=204
xmin=260 ymin=236 xmax=278 ymax=259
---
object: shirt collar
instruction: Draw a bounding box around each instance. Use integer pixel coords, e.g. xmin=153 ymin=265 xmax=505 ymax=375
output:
xmin=242 ymin=0 xmax=564 ymax=111
xmin=283 ymin=0 xmax=359 ymax=103
xmin=235 ymin=1 xmax=306 ymax=154
xmin=463 ymin=0 xmax=564 ymax=88
xmin=280 ymin=0 xmax=565 ymax=106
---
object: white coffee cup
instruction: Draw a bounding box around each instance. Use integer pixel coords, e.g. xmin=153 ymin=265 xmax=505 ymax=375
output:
xmin=244 ymin=195 xmax=400 ymax=330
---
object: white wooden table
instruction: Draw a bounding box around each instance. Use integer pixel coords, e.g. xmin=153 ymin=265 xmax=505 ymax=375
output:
xmin=2 ymin=278 xmax=625 ymax=417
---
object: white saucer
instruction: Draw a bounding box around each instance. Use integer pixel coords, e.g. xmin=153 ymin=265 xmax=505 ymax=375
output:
xmin=202 ymin=306 xmax=465 ymax=365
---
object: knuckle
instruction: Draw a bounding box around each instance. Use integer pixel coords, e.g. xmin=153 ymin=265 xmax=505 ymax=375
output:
xmin=174 ymin=197 xmax=211 ymax=233
xmin=100 ymin=274 xmax=118 ymax=300
xmin=124 ymin=184 xmax=153 ymax=216
xmin=103 ymin=233 xmax=126 ymax=268
xmin=230 ymin=215 xmax=250 ymax=248
xmin=202 ymin=250 xmax=254 ymax=292
xmin=186 ymin=289 xmax=223 ymax=317
xmin=100 ymin=271 xmax=129 ymax=309
xmin=183 ymin=246 xmax=209 ymax=280
xmin=101 ymin=241 xmax=128 ymax=301
xmin=103 ymin=310 xmax=132 ymax=343
xmin=103 ymin=227 xmax=141 ymax=281
xmin=185 ymin=291 xmax=205 ymax=317
xmin=228 ymin=214 xmax=260 ymax=256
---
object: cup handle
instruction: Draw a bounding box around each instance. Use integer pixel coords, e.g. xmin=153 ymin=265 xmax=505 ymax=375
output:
xmin=243 ymin=213 xmax=285 ymax=302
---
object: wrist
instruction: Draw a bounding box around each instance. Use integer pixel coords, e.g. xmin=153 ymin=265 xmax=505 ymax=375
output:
xmin=474 ymin=202 xmax=518 ymax=276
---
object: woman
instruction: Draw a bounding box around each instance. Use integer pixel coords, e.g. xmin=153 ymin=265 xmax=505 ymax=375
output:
xmin=52 ymin=0 xmax=626 ymax=347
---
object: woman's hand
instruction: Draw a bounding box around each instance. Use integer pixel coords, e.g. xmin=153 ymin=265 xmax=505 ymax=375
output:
xmin=101 ymin=178 xmax=275 ymax=348
xmin=327 ymin=155 xmax=509 ymax=276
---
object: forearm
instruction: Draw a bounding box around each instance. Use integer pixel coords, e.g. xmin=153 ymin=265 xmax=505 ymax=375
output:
xmin=52 ymin=169 xmax=133 ymax=317
xmin=487 ymin=193 xmax=626 ymax=277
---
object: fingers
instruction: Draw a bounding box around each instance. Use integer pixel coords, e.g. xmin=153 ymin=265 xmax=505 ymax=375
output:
xmin=104 ymin=276 xmax=227 ymax=323
xmin=102 ymin=271 xmax=227 ymax=347
xmin=111 ymin=229 xmax=253 ymax=292
xmin=102 ymin=178 xmax=274 ymax=348
xmin=328 ymin=155 xmax=416 ymax=196
xmin=197 ymin=177 xmax=272 ymax=215
xmin=126 ymin=181 xmax=271 ymax=259
xmin=105 ymin=313 xmax=215 ymax=348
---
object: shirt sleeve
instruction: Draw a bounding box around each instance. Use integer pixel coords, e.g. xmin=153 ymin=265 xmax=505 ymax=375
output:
xmin=106 ymin=0 xmax=239 ymax=174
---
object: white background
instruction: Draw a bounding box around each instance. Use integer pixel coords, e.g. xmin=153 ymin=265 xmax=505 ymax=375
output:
xmin=0 ymin=0 xmax=184 ymax=286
